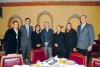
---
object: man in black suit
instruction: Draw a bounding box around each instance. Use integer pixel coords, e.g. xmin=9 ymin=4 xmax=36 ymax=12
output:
xmin=41 ymin=21 xmax=53 ymax=58
xmin=4 ymin=20 xmax=21 ymax=55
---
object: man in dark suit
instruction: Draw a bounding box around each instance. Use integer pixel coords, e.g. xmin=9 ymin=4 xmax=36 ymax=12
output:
xmin=41 ymin=21 xmax=53 ymax=58
xmin=77 ymin=15 xmax=95 ymax=65
xmin=20 ymin=18 xmax=33 ymax=65
xmin=4 ymin=20 xmax=21 ymax=55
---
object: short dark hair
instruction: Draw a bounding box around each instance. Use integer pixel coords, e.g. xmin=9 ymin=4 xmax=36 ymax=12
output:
xmin=25 ymin=18 xmax=31 ymax=22
xmin=81 ymin=15 xmax=87 ymax=18
xmin=35 ymin=24 xmax=41 ymax=32
xmin=13 ymin=20 xmax=18 ymax=24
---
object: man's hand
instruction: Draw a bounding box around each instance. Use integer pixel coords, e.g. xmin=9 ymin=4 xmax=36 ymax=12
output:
xmin=88 ymin=46 xmax=92 ymax=51
xmin=45 ymin=42 xmax=48 ymax=46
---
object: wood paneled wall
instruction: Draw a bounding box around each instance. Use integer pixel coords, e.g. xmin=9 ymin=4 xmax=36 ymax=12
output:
xmin=0 ymin=1 xmax=100 ymax=7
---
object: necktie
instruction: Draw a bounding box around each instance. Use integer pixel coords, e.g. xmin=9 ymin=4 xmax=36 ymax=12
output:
xmin=46 ymin=29 xmax=48 ymax=33
xmin=46 ymin=29 xmax=48 ymax=42
xmin=26 ymin=25 xmax=29 ymax=37
xmin=81 ymin=24 xmax=84 ymax=31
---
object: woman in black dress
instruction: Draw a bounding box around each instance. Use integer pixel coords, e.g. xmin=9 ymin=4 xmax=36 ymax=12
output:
xmin=31 ymin=24 xmax=42 ymax=50
xmin=4 ymin=20 xmax=21 ymax=55
xmin=65 ymin=23 xmax=77 ymax=59
xmin=53 ymin=25 xmax=65 ymax=58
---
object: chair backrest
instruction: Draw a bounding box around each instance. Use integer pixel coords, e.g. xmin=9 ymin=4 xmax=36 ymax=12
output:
xmin=30 ymin=49 xmax=47 ymax=64
xmin=91 ymin=44 xmax=100 ymax=57
xmin=0 ymin=54 xmax=6 ymax=62
xmin=1 ymin=54 xmax=23 ymax=67
xmin=69 ymin=53 xmax=87 ymax=66
xmin=91 ymin=58 xmax=100 ymax=67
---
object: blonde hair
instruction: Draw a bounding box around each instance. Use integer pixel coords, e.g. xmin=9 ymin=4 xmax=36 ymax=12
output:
xmin=44 ymin=21 xmax=49 ymax=25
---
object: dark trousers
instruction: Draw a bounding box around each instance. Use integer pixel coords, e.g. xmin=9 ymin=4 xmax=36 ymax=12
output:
xmin=65 ymin=46 xmax=73 ymax=59
xmin=55 ymin=47 xmax=65 ymax=58
xmin=77 ymin=48 xmax=91 ymax=66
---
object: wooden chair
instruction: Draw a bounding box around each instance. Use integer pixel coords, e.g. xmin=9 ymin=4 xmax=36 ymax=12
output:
xmin=30 ymin=49 xmax=47 ymax=64
xmin=1 ymin=54 xmax=23 ymax=67
xmin=0 ymin=43 xmax=6 ymax=62
xmin=90 ymin=58 xmax=100 ymax=67
xmin=69 ymin=53 xmax=87 ymax=67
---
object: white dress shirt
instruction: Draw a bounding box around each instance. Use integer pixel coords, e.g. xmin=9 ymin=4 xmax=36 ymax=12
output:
xmin=81 ymin=23 xmax=86 ymax=31
xmin=14 ymin=28 xmax=18 ymax=39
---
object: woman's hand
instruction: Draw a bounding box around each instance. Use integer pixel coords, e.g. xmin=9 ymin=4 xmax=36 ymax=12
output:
xmin=37 ymin=44 xmax=41 ymax=47
xmin=73 ymin=48 xmax=77 ymax=52
xmin=55 ymin=43 xmax=58 ymax=47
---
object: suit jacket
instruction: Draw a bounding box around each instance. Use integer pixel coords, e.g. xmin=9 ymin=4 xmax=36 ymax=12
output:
xmin=53 ymin=32 xmax=65 ymax=49
xmin=4 ymin=28 xmax=21 ymax=54
xmin=20 ymin=25 xmax=33 ymax=47
xmin=65 ymin=29 xmax=77 ymax=48
xmin=41 ymin=28 xmax=53 ymax=47
xmin=77 ymin=23 xmax=95 ymax=49
xmin=31 ymin=31 xmax=42 ymax=49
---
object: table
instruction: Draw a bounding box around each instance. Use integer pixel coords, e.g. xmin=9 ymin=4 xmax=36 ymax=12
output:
xmin=31 ymin=64 xmax=86 ymax=67
xmin=31 ymin=62 xmax=86 ymax=67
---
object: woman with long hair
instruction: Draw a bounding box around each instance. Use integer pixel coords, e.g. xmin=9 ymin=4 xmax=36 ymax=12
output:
xmin=65 ymin=23 xmax=77 ymax=59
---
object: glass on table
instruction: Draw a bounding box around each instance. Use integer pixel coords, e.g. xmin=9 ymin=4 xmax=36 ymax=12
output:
xmin=36 ymin=60 xmax=41 ymax=67
xmin=59 ymin=58 xmax=63 ymax=64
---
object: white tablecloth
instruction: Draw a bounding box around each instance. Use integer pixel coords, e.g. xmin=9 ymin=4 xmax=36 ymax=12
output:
xmin=14 ymin=56 xmax=86 ymax=67
xmin=31 ymin=64 xmax=86 ymax=67
xmin=13 ymin=65 xmax=30 ymax=67
xmin=31 ymin=56 xmax=86 ymax=67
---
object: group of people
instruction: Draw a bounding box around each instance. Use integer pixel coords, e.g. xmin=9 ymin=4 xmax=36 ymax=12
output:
xmin=4 ymin=15 xmax=94 ymax=65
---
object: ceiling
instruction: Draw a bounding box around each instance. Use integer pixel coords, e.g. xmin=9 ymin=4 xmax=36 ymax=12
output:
xmin=0 ymin=0 xmax=100 ymax=3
